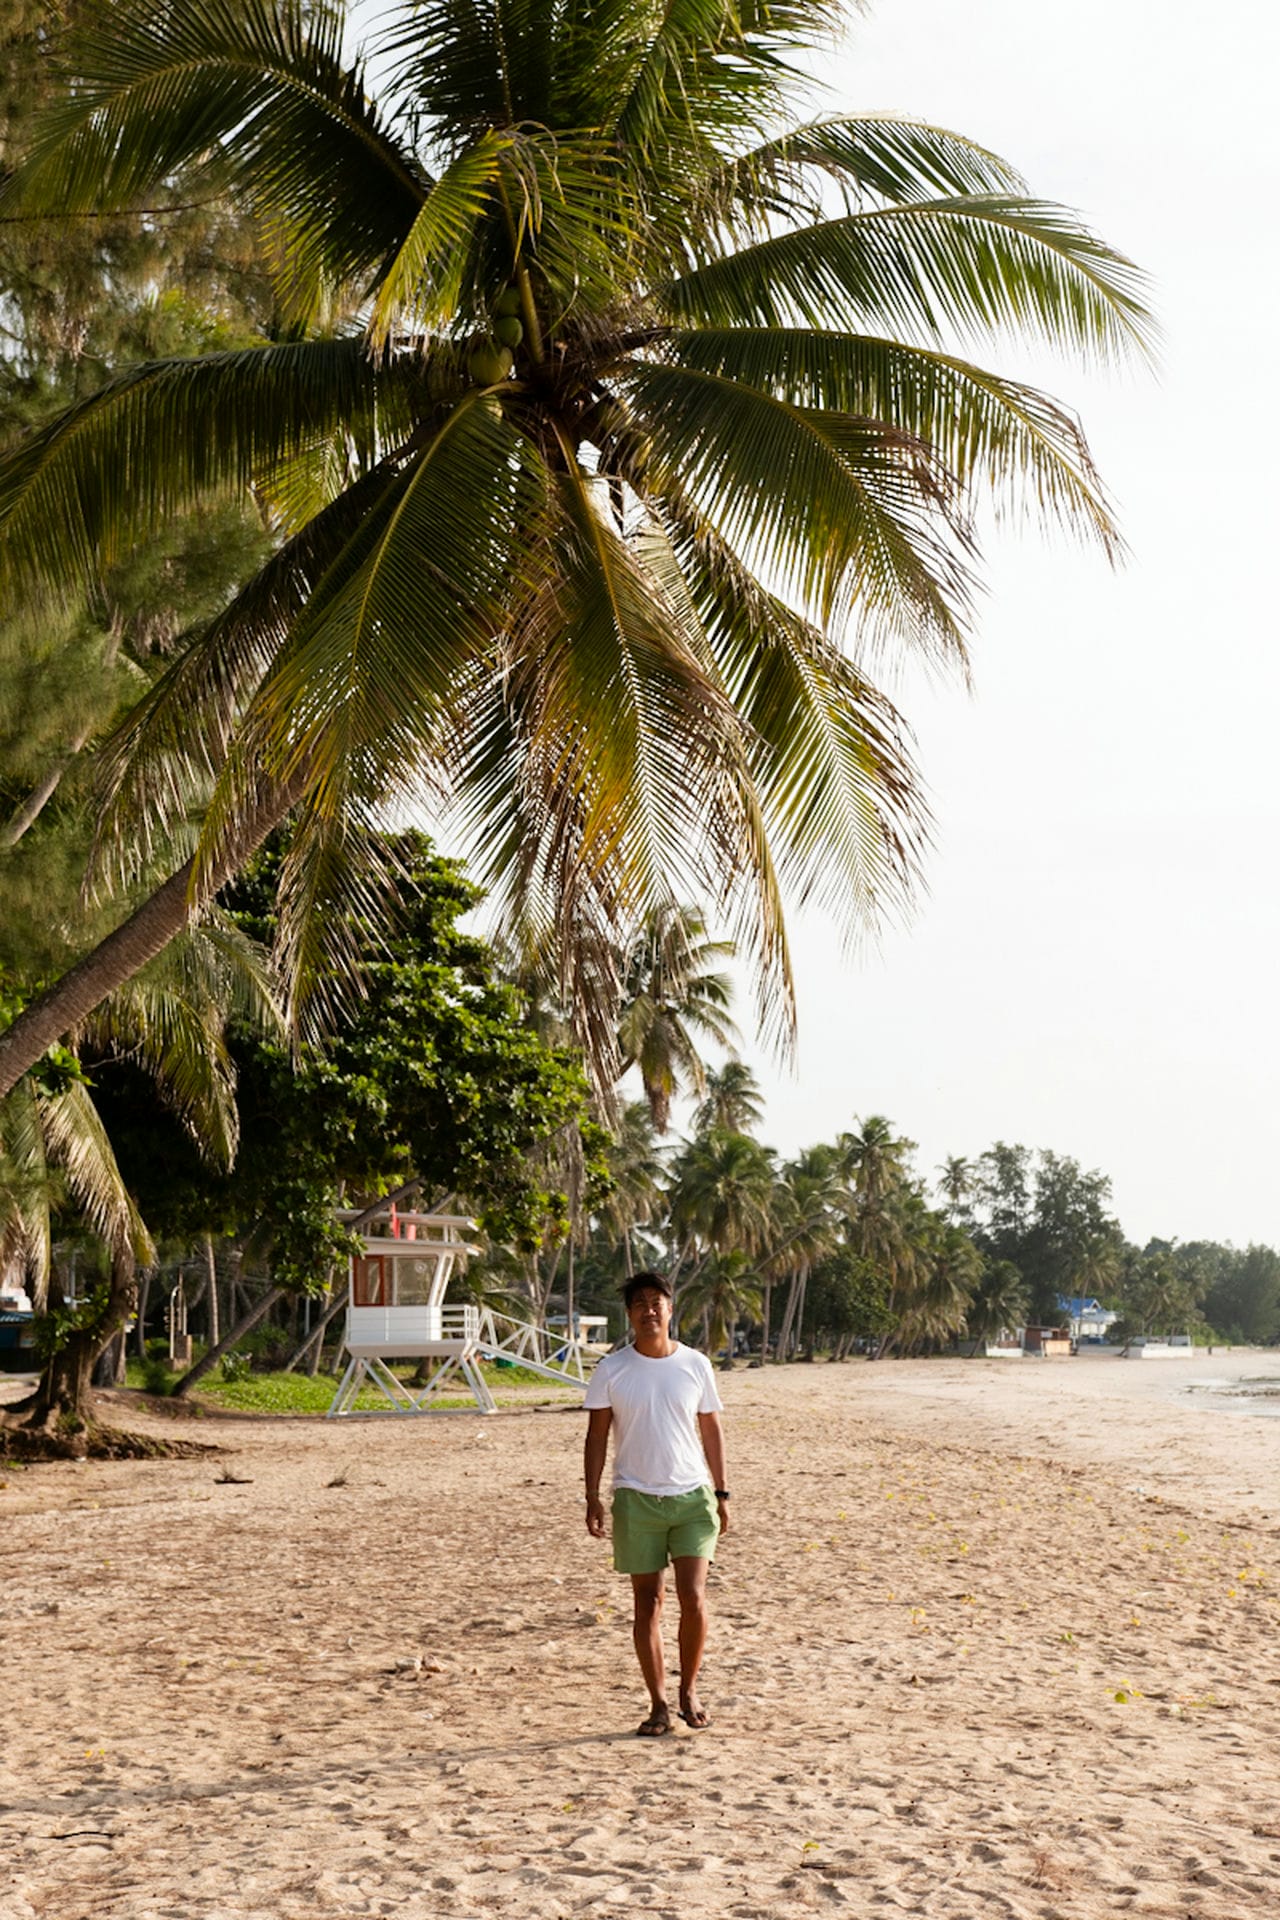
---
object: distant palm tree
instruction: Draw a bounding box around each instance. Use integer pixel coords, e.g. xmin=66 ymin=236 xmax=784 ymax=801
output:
xmin=937 ymin=1155 xmax=974 ymax=1225
xmin=668 ymin=1128 xmax=776 ymax=1287
xmin=897 ymin=1216 xmax=982 ymax=1352
xmin=692 ymin=1060 xmax=764 ymax=1138
xmin=767 ymin=1142 xmax=844 ymax=1360
xmin=0 ymin=0 xmax=1152 ymax=1102
xmin=679 ymin=1249 xmax=763 ymax=1363
xmin=617 ymin=907 xmax=738 ymax=1132
xmin=593 ymin=1101 xmax=666 ymax=1278
xmin=838 ymin=1115 xmax=916 ymax=1213
xmin=965 ymin=1258 xmax=1030 ymax=1354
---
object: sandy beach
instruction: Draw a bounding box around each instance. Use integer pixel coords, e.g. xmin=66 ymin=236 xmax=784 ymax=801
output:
xmin=5 ymin=1350 xmax=1280 ymax=1919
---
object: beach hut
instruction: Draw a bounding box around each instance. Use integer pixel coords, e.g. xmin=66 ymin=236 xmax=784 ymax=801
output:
xmin=327 ymin=1202 xmax=593 ymax=1416
xmin=1022 ymin=1324 xmax=1074 ymax=1357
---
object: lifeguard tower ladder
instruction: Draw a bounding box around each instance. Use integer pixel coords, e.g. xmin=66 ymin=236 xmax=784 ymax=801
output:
xmin=326 ymin=1202 xmax=597 ymax=1417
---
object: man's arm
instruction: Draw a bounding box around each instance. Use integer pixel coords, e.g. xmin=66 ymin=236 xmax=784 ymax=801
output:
xmin=698 ymin=1411 xmax=729 ymax=1533
xmin=584 ymin=1407 xmax=612 ymax=1537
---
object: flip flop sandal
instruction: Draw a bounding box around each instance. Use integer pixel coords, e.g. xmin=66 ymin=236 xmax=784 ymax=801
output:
xmin=635 ymin=1707 xmax=673 ymax=1737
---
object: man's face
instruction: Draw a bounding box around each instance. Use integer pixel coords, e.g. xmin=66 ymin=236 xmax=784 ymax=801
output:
xmin=627 ymin=1287 xmax=672 ymax=1340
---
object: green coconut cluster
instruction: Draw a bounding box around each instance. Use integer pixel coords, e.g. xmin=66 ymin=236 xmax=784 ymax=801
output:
xmin=467 ymin=286 xmax=523 ymax=385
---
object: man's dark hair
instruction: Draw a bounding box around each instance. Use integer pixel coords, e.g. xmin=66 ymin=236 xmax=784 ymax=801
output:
xmin=622 ymin=1270 xmax=674 ymax=1308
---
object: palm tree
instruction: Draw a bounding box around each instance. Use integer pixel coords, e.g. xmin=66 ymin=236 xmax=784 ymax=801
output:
xmin=965 ymin=1257 xmax=1030 ymax=1355
xmin=616 ymin=906 xmax=738 ymax=1131
xmin=0 ymin=0 xmax=1151 ymax=1099
xmin=837 ymin=1115 xmax=916 ymax=1214
xmin=900 ymin=1216 xmax=982 ymax=1353
xmin=692 ymin=1060 xmax=764 ymax=1138
xmin=667 ymin=1128 xmax=776 ymax=1287
xmin=678 ymin=1249 xmax=763 ymax=1364
xmin=937 ymin=1155 xmax=974 ymax=1226
xmin=766 ymin=1142 xmax=844 ymax=1360
xmin=591 ymin=1100 xmax=666 ymax=1279
xmin=3 ymin=916 xmax=280 ymax=1428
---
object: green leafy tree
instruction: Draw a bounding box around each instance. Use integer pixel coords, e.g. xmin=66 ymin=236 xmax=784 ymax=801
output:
xmin=0 ymin=0 xmax=277 ymax=854
xmin=805 ymin=1245 xmax=893 ymax=1355
xmin=1197 ymin=1243 xmax=1280 ymax=1345
xmin=970 ymin=1143 xmax=1125 ymax=1323
xmin=100 ymin=838 xmax=603 ymax=1292
xmin=0 ymin=0 xmax=1151 ymax=1099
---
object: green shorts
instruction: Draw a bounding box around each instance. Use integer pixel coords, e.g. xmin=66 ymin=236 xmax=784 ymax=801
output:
xmin=611 ymin=1485 xmax=719 ymax=1575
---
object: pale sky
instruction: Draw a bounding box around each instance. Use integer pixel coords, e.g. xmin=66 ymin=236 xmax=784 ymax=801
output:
xmin=730 ymin=0 xmax=1280 ymax=1248
xmin=359 ymin=0 xmax=1277 ymax=1247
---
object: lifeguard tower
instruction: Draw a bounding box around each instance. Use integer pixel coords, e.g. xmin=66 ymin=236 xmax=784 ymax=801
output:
xmin=326 ymin=1201 xmax=597 ymax=1416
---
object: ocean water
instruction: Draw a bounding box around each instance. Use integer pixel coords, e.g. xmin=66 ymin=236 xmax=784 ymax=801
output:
xmin=1181 ymin=1372 xmax=1280 ymax=1417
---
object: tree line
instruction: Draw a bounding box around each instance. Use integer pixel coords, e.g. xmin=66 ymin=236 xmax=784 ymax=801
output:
xmin=565 ymin=1097 xmax=1280 ymax=1359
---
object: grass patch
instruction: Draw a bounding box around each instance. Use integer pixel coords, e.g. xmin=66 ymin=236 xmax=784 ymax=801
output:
xmin=193 ymin=1363 xmax=579 ymax=1416
xmin=198 ymin=1372 xmax=386 ymax=1415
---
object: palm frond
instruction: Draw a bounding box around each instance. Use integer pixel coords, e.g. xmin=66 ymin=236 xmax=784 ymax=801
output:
xmin=91 ymin=452 xmax=424 ymax=887
xmin=665 ymin=326 xmax=1121 ymax=554
xmin=668 ymin=197 xmax=1156 ymax=364
xmin=80 ymin=914 xmax=281 ymax=1169
xmin=0 ymin=337 xmax=398 ymax=600
xmin=368 ymin=131 xmax=511 ymax=348
xmin=39 ymin=1080 xmax=154 ymax=1266
xmin=206 ymin=392 xmax=537 ymax=1023
xmin=719 ymin=115 xmax=1030 ymax=227
xmin=620 ymin=357 xmax=974 ymax=644
xmin=449 ymin=435 xmax=790 ymax=1075
xmin=8 ymin=0 xmax=427 ymax=305
xmin=0 ymin=1077 xmax=53 ymax=1305
xmin=653 ymin=491 xmax=929 ymax=938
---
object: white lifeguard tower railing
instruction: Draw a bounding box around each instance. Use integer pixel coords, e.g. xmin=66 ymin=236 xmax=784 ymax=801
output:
xmin=326 ymin=1203 xmax=600 ymax=1417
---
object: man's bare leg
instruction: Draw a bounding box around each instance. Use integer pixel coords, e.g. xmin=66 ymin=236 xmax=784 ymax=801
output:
xmin=673 ymin=1555 xmax=711 ymax=1728
xmin=630 ymin=1571 xmax=671 ymax=1733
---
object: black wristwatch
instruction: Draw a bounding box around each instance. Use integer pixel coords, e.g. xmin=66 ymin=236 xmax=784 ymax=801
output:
xmin=714 ymin=1488 xmax=730 ymax=1500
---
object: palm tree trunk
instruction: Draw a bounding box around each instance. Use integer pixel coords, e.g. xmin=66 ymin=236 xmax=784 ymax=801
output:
xmin=23 ymin=1246 xmax=137 ymax=1430
xmin=760 ymin=1277 xmax=772 ymax=1363
xmin=204 ymin=1233 xmax=220 ymax=1348
xmin=134 ymin=1265 xmax=152 ymax=1356
xmin=565 ymin=1238 xmax=576 ymax=1354
xmin=0 ymin=775 xmax=300 ymax=1100
xmin=281 ymin=1278 xmax=346 ymax=1373
xmin=796 ymin=1271 xmax=811 ymax=1359
xmin=0 ymin=727 xmax=92 ymax=849
xmin=776 ymin=1266 xmax=803 ymax=1360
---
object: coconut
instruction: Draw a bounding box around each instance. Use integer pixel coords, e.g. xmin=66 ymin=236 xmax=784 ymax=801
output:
xmin=494 ymin=286 xmax=522 ymax=317
xmin=493 ymin=314 xmax=524 ymax=347
xmin=468 ymin=342 xmax=514 ymax=385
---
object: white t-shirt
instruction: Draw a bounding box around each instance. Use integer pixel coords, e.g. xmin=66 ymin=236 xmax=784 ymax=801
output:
xmin=584 ymin=1342 xmax=724 ymax=1495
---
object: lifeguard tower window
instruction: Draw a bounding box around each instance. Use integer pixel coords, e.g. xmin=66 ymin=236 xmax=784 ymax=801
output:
xmin=353 ymin=1254 xmax=441 ymax=1307
xmin=352 ymin=1256 xmax=389 ymax=1306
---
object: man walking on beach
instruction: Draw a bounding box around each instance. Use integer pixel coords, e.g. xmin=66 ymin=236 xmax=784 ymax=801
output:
xmin=584 ymin=1271 xmax=729 ymax=1736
